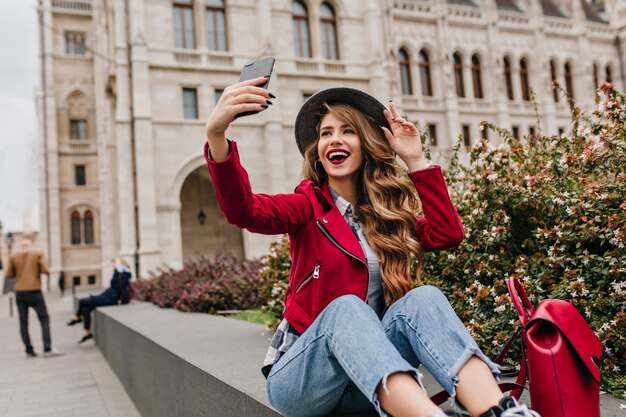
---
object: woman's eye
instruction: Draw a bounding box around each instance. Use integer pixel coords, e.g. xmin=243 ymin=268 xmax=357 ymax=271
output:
xmin=344 ymin=129 xmax=355 ymax=135
xmin=320 ymin=131 xmax=331 ymax=137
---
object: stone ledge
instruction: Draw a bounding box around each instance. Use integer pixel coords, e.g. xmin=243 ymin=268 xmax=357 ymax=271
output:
xmin=94 ymin=302 xmax=379 ymax=417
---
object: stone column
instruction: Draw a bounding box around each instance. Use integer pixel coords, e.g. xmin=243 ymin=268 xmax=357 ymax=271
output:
xmin=365 ymin=0 xmax=388 ymax=99
xmin=114 ymin=0 xmax=138 ymax=275
xmin=435 ymin=0 xmax=461 ymax=152
xmin=39 ymin=0 xmax=63 ymax=287
xmin=93 ymin=0 xmax=116 ymax=282
xmin=129 ymin=0 xmax=161 ymax=277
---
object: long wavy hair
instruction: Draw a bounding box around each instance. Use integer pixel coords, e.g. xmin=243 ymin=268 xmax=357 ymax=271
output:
xmin=302 ymin=103 xmax=424 ymax=304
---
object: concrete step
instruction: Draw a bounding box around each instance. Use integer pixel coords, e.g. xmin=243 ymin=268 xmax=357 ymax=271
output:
xmin=94 ymin=301 xmax=624 ymax=417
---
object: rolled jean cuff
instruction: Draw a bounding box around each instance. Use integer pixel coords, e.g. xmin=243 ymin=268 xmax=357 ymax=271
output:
xmin=372 ymin=367 xmax=423 ymax=417
xmin=446 ymin=346 xmax=501 ymax=398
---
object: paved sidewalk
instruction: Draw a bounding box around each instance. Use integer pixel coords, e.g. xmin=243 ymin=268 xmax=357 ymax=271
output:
xmin=0 ymin=292 xmax=140 ymax=417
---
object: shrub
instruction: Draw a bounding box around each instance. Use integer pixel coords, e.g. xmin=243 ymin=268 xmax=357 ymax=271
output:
xmin=133 ymin=253 xmax=266 ymax=314
xmin=259 ymin=236 xmax=291 ymax=328
xmin=260 ymin=84 xmax=625 ymax=397
xmin=422 ymin=82 xmax=625 ymax=398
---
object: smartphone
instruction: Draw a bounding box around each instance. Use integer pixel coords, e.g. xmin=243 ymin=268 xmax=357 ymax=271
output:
xmin=236 ymin=56 xmax=275 ymax=118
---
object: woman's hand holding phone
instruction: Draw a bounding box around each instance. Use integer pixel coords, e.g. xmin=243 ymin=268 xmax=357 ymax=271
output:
xmin=205 ymin=77 xmax=272 ymax=161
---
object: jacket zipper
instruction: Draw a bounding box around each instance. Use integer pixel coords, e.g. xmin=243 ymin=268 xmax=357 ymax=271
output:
xmin=296 ymin=264 xmax=321 ymax=294
xmin=316 ymin=220 xmax=370 ymax=300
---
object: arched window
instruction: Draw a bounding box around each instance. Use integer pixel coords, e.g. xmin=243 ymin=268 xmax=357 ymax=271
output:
xmin=205 ymin=0 xmax=227 ymax=51
xmin=399 ymin=48 xmax=413 ymax=95
xmin=471 ymin=54 xmax=483 ymax=99
xmin=320 ymin=2 xmax=339 ymax=60
xmin=564 ymin=61 xmax=574 ymax=99
xmin=605 ymin=65 xmax=612 ymax=83
xmin=292 ymin=1 xmax=311 ymax=58
xmin=173 ymin=0 xmax=196 ymax=49
xmin=520 ymin=58 xmax=531 ymax=101
xmin=550 ymin=60 xmax=559 ymax=103
xmin=453 ymin=52 xmax=465 ymax=97
xmin=593 ymin=63 xmax=599 ymax=90
xmin=503 ymin=56 xmax=514 ymax=100
xmin=71 ymin=211 xmax=81 ymax=245
xmin=84 ymin=210 xmax=94 ymax=244
xmin=418 ymin=49 xmax=433 ymax=96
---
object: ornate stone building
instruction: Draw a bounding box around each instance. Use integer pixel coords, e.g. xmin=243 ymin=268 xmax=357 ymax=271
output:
xmin=37 ymin=0 xmax=624 ymax=288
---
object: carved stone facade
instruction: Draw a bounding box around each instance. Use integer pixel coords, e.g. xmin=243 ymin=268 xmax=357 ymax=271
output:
xmin=38 ymin=0 xmax=624 ymax=287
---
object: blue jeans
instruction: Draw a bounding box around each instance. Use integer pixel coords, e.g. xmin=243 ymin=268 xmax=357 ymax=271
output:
xmin=266 ymin=286 xmax=500 ymax=417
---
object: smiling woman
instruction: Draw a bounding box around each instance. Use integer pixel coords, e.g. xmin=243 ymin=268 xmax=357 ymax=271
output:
xmin=202 ymin=77 xmax=541 ymax=417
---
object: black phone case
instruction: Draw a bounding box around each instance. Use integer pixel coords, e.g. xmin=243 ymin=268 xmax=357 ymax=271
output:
xmin=235 ymin=57 xmax=275 ymax=118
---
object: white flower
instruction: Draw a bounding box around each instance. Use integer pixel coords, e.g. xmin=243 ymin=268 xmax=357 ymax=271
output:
xmin=566 ymin=206 xmax=576 ymax=215
xmin=448 ymin=254 xmax=456 ymax=260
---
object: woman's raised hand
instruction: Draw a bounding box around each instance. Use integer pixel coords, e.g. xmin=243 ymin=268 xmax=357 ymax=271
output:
xmin=205 ymin=77 xmax=273 ymax=161
xmin=381 ymin=102 xmax=430 ymax=171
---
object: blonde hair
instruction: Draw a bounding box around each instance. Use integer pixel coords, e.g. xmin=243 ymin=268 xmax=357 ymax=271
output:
xmin=303 ymin=103 xmax=424 ymax=304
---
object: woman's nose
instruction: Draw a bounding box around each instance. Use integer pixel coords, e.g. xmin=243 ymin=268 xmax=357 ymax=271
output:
xmin=329 ymin=134 xmax=344 ymax=146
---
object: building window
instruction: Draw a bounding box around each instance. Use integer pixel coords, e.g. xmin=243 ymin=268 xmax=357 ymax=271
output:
xmin=520 ymin=58 xmax=531 ymax=101
xmin=88 ymin=275 xmax=97 ymax=285
xmin=183 ymin=88 xmax=198 ymax=119
xmin=512 ymin=125 xmax=520 ymax=140
xmin=320 ymin=3 xmax=339 ymax=60
xmin=503 ymin=56 xmax=514 ymax=100
xmin=303 ymin=93 xmax=314 ymax=102
xmin=73 ymin=276 xmax=81 ymax=287
xmin=75 ymin=165 xmax=86 ymax=186
xmin=529 ymin=126 xmax=536 ymax=136
xmin=550 ymin=60 xmax=559 ymax=103
xmin=453 ymin=53 xmax=465 ymax=98
xmin=71 ymin=211 xmax=81 ymax=245
xmin=605 ymin=65 xmax=612 ymax=83
xmin=214 ymin=88 xmax=224 ymax=103
xmin=427 ymin=124 xmax=437 ymax=147
xmin=398 ymin=48 xmax=413 ymax=95
xmin=462 ymin=124 xmax=471 ymax=147
xmin=174 ymin=0 xmax=196 ymax=49
xmin=558 ymin=127 xmax=565 ymax=136
xmin=418 ymin=49 xmax=433 ymax=97
xmin=564 ymin=62 xmax=574 ymax=99
xmin=292 ymin=1 xmax=311 ymax=58
xmin=206 ymin=0 xmax=227 ymax=51
xmin=481 ymin=126 xmax=488 ymax=140
xmin=593 ymin=63 xmax=599 ymax=90
xmin=471 ymin=54 xmax=483 ymax=99
xmin=84 ymin=210 xmax=94 ymax=244
xmin=65 ymin=32 xmax=86 ymax=55
xmin=70 ymin=119 xmax=87 ymax=140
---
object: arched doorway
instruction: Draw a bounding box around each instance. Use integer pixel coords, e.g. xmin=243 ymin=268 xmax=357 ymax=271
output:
xmin=179 ymin=167 xmax=244 ymax=260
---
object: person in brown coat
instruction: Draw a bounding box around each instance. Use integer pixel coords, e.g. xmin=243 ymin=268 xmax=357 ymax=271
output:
xmin=6 ymin=236 xmax=62 ymax=358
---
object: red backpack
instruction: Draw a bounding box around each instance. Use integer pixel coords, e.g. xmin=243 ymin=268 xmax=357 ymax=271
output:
xmin=503 ymin=276 xmax=603 ymax=417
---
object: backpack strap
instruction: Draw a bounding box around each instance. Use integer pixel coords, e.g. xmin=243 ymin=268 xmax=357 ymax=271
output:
xmin=506 ymin=277 xmax=534 ymax=327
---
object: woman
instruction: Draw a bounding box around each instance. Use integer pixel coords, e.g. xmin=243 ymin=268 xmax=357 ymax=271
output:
xmin=204 ymin=77 xmax=539 ymax=417
xmin=67 ymin=258 xmax=132 ymax=343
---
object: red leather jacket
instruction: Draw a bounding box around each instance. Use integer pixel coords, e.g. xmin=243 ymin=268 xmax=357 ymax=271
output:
xmin=205 ymin=141 xmax=464 ymax=334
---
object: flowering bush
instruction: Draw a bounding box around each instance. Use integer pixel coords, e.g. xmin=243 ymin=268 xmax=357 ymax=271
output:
xmin=259 ymin=235 xmax=291 ymax=328
xmin=260 ymin=84 xmax=625 ymax=397
xmin=423 ymin=82 xmax=625 ymax=398
xmin=133 ymin=253 xmax=266 ymax=313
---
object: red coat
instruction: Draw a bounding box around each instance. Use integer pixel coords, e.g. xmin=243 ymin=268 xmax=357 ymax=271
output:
xmin=205 ymin=141 xmax=464 ymax=334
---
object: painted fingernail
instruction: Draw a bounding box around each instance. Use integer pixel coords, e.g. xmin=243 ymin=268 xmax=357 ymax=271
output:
xmin=264 ymin=75 xmax=271 ymax=78
xmin=266 ymin=100 xmax=274 ymax=105
xmin=269 ymin=92 xmax=277 ymax=99
xmin=260 ymin=104 xmax=269 ymax=108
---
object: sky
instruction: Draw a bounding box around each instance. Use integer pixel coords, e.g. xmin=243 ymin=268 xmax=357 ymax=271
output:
xmin=0 ymin=1 xmax=40 ymax=232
